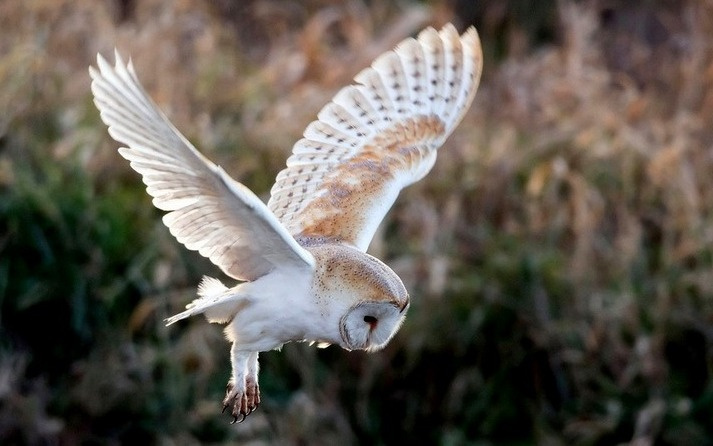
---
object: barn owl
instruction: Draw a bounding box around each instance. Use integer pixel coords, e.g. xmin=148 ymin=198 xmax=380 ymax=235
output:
xmin=90 ymin=23 xmax=482 ymax=422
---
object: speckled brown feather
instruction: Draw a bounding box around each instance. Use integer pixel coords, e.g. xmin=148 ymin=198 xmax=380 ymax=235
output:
xmin=297 ymin=115 xmax=445 ymax=245
xmin=307 ymin=242 xmax=409 ymax=308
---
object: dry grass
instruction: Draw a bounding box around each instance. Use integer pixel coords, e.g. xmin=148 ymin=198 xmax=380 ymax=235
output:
xmin=1 ymin=0 xmax=712 ymax=444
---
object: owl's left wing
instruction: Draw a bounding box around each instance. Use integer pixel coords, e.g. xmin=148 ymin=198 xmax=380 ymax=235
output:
xmin=268 ymin=24 xmax=482 ymax=251
xmin=90 ymin=51 xmax=315 ymax=282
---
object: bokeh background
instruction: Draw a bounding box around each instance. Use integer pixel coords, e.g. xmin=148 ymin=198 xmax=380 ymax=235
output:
xmin=2 ymin=0 xmax=713 ymax=444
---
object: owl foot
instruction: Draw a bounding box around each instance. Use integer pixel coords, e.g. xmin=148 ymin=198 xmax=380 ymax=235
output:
xmin=222 ymin=378 xmax=260 ymax=423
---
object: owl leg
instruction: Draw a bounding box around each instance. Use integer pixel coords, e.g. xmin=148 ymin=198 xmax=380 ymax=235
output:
xmin=222 ymin=344 xmax=251 ymax=423
xmin=245 ymin=352 xmax=260 ymax=413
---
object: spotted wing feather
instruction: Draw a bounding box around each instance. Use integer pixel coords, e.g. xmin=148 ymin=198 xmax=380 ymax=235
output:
xmin=268 ymin=24 xmax=483 ymax=251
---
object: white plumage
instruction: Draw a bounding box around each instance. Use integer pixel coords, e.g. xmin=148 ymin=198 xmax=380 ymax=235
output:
xmin=90 ymin=23 xmax=482 ymax=422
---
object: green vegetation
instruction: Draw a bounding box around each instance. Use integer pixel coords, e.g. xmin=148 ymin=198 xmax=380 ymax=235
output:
xmin=1 ymin=0 xmax=712 ymax=444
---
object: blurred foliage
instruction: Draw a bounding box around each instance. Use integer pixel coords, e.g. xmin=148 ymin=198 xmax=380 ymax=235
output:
xmin=1 ymin=0 xmax=713 ymax=444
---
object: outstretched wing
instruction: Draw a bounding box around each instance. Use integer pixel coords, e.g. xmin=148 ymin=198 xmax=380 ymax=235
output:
xmin=268 ymin=24 xmax=482 ymax=251
xmin=90 ymin=51 xmax=315 ymax=281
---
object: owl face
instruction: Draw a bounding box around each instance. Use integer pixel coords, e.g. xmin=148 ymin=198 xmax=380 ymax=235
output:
xmin=340 ymin=300 xmax=409 ymax=351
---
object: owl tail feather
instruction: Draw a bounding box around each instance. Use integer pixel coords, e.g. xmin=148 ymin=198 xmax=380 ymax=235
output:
xmin=165 ymin=276 xmax=244 ymax=326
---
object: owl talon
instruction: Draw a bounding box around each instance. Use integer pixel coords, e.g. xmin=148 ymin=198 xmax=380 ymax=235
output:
xmin=223 ymin=380 xmax=258 ymax=423
xmin=230 ymin=413 xmax=246 ymax=424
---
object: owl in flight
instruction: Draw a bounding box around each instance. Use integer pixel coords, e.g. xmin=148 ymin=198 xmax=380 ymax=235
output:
xmin=90 ymin=23 xmax=482 ymax=422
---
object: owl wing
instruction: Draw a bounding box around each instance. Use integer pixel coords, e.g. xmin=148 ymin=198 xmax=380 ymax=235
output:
xmin=90 ymin=51 xmax=315 ymax=281
xmin=267 ymin=24 xmax=482 ymax=251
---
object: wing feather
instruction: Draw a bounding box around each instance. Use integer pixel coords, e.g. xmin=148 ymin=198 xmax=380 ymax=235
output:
xmin=331 ymin=87 xmax=380 ymax=130
xmin=395 ymin=38 xmax=428 ymax=114
xmin=371 ymin=51 xmax=412 ymax=118
xmin=419 ymin=26 xmax=447 ymax=116
xmin=268 ymin=24 xmax=483 ymax=251
xmin=353 ymin=66 xmax=397 ymax=124
xmin=438 ymin=24 xmax=464 ymax=122
xmin=90 ymin=51 xmax=315 ymax=281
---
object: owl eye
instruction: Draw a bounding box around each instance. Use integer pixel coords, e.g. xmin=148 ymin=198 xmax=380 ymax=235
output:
xmin=363 ymin=315 xmax=378 ymax=327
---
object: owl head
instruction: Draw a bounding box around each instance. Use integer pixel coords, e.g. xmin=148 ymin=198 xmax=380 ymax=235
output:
xmin=308 ymin=243 xmax=410 ymax=352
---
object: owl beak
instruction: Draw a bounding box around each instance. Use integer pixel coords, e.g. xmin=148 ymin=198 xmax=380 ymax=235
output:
xmin=364 ymin=315 xmax=378 ymax=331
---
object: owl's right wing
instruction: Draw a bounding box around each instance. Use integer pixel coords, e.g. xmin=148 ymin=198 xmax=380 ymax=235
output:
xmin=90 ymin=51 xmax=315 ymax=282
xmin=268 ymin=24 xmax=482 ymax=251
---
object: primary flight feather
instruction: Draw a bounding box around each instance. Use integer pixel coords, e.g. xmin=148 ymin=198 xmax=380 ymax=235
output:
xmin=90 ymin=23 xmax=482 ymax=422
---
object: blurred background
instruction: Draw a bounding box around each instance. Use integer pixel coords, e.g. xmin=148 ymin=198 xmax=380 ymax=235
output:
xmin=1 ymin=0 xmax=713 ymax=444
